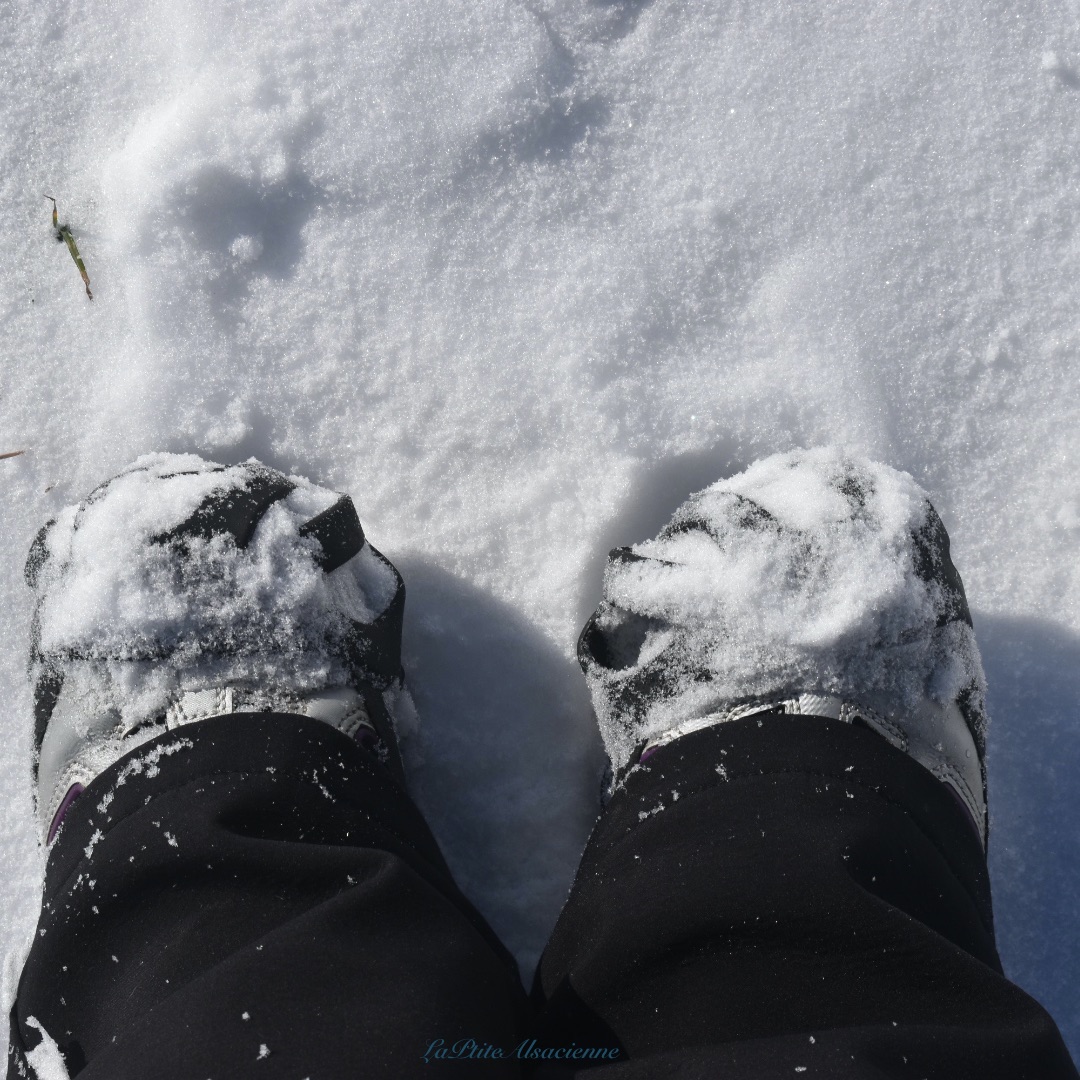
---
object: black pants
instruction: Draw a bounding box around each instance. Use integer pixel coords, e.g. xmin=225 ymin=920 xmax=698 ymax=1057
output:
xmin=8 ymin=712 xmax=1077 ymax=1079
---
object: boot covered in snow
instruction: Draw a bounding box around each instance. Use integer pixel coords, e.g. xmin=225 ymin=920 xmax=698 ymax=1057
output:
xmin=578 ymin=447 xmax=989 ymax=845
xmin=26 ymin=453 xmax=414 ymax=844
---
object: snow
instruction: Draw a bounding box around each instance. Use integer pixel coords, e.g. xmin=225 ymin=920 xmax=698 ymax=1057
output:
xmin=23 ymin=1017 xmax=70 ymax=1080
xmin=583 ymin=449 xmax=986 ymax=773
xmin=31 ymin=455 xmax=396 ymax=729
xmin=0 ymin=0 xmax=1078 ymax=1062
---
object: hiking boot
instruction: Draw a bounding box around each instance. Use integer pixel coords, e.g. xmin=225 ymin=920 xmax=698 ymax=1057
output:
xmin=26 ymin=453 xmax=413 ymax=844
xmin=578 ymin=447 xmax=988 ymax=845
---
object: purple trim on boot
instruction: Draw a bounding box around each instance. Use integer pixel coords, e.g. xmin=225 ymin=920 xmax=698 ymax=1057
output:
xmin=353 ymin=725 xmax=379 ymax=753
xmin=47 ymin=783 xmax=85 ymax=845
xmin=941 ymin=775 xmax=985 ymax=847
xmin=639 ymin=745 xmax=660 ymax=765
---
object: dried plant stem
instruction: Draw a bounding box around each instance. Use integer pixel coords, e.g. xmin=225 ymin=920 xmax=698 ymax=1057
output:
xmin=44 ymin=195 xmax=92 ymax=300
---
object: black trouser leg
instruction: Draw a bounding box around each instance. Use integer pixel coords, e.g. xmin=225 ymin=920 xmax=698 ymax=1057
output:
xmin=7 ymin=714 xmax=530 ymax=1080
xmin=534 ymin=713 xmax=1078 ymax=1079
xmin=11 ymin=710 xmax=1077 ymax=1079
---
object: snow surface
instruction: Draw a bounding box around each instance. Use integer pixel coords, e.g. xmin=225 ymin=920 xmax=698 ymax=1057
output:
xmin=1 ymin=0 xmax=1078 ymax=1058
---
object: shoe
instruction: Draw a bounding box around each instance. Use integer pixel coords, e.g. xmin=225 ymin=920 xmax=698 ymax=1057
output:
xmin=577 ymin=447 xmax=988 ymax=845
xmin=26 ymin=453 xmax=414 ymax=844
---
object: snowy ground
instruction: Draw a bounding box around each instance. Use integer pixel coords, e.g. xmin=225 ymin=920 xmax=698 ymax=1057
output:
xmin=1 ymin=0 xmax=1078 ymax=1058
